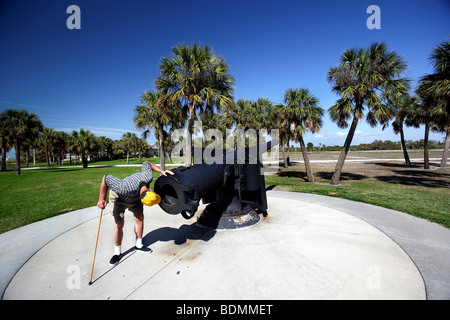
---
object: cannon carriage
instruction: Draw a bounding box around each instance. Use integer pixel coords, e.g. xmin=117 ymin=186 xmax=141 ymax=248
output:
xmin=154 ymin=141 xmax=277 ymax=229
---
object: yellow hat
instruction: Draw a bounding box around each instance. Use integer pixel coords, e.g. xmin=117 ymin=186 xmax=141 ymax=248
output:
xmin=140 ymin=190 xmax=161 ymax=206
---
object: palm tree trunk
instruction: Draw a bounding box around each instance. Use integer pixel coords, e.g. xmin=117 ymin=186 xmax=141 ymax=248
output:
xmin=440 ymin=127 xmax=450 ymax=167
xmin=299 ymin=135 xmax=314 ymax=182
xmin=186 ymin=108 xmax=195 ymax=166
xmin=424 ymin=122 xmax=430 ymax=169
xmin=14 ymin=140 xmax=21 ymax=175
xmin=281 ymin=143 xmax=288 ymax=168
xmin=331 ymin=115 xmax=359 ymax=185
xmin=1 ymin=139 xmax=7 ymax=171
xmin=81 ymin=152 xmax=88 ymax=168
xmin=287 ymin=145 xmax=290 ymax=167
xmin=159 ymin=128 xmax=165 ymax=171
xmin=126 ymin=151 xmax=130 ymax=165
xmin=25 ymin=148 xmax=30 ymax=168
xmin=399 ymin=123 xmax=411 ymax=166
xmin=46 ymin=145 xmax=50 ymax=166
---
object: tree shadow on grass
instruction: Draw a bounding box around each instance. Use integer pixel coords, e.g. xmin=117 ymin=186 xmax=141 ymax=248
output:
xmin=315 ymin=171 xmax=368 ymax=181
xmin=277 ymin=170 xmax=367 ymax=182
xmin=41 ymin=168 xmax=82 ymax=173
xmin=372 ymin=162 xmax=450 ymax=188
xmin=375 ymin=171 xmax=450 ymax=188
xmin=277 ymin=171 xmax=307 ymax=180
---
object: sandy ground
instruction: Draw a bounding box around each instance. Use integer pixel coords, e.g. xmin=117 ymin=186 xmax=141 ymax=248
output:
xmin=276 ymin=150 xmax=450 ymax=186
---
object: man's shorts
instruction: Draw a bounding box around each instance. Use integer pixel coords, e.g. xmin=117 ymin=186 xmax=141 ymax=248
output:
xmin=109 ymin=190 xmax=144 ymax=224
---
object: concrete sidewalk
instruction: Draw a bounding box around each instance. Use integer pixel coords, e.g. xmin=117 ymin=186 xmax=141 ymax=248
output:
xmin=1 ymin=191 xmax=449 ymax=299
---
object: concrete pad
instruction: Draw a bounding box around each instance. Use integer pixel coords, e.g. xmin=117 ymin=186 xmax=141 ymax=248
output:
xmin=0 ymin=206 xmax=99 ymax=297
xmin=2 ymin=191 xmax=426 ymax=300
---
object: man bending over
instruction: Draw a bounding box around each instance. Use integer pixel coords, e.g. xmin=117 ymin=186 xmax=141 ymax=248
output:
xmin=97 ymin=161 xmax=173 ymax=265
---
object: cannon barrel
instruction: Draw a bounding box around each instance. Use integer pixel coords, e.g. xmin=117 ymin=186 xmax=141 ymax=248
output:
xmin=154 ymin=140 xmax=277 ymax=222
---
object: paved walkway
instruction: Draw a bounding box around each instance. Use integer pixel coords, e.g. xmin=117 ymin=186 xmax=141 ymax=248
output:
xmin=1 ymin=191 xmax=449 ymax=299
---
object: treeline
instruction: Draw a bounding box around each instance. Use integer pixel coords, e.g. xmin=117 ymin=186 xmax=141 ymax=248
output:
xmin=301 ymin=139 xmax=445 ymax=152
xmin=0 ymin=108 xmax=154 ymax=174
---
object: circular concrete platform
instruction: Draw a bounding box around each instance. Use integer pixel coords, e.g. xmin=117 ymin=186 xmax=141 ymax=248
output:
xmin=2 ymin=191 xmax=427 ymax=300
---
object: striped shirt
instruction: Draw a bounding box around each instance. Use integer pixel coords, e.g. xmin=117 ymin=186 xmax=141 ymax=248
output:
xmin=105 ymin=162 xmax=153 ymax=204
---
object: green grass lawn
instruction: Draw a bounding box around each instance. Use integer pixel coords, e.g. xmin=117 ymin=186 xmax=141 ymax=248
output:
xmin=0 ymin=158 xmax=449 ymax=234
xmin=0 ymin=165 xmax=163 ymax=234
xmin=3 ymin=156 xmax=177 ymax=169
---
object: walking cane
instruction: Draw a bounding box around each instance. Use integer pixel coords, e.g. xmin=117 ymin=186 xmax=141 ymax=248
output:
xmin=89 ymin=208 xmax=103 ymax=285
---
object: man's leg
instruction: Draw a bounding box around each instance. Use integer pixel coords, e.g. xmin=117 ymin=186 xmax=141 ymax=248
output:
xmin=114 ymin=219 xmax=125 ymax=247
xmin=130 ymin=203 xmax=151 ymax=252
xmin=129 ymin=202 xmax=144 ymax=246
xmin=134 ymin=214 xmax=144 ymax=241
xmin=109 ymin=217 xmax=124 ymax=265
xmin=109 ymin=190 xmax=126 ymax=264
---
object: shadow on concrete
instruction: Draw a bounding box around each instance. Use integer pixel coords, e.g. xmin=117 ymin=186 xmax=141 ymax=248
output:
xmin=90 ymin=224 xmax=216 ymax=285
xmin=89 ymin=248 xmax=136 ymax=285
xmin=142 ymin=223 xmax=216 ymax=246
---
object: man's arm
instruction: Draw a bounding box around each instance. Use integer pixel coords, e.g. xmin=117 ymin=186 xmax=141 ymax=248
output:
xmin=147 ymin=161 xmax=174 ymax=177
xmin=97 ymin=175 xmax=108 ymax=209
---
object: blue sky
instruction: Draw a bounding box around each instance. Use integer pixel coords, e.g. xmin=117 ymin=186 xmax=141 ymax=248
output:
xmin=0 ymin=0 xmax=449 ymax=149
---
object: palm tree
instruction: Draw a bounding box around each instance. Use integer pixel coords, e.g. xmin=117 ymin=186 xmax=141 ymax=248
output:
xmin=384 ymin=93 xmax=418 ymax=167
xmin=76 ymin=128 xmax=95 ymax=168
xmin=135 ymin=138 xmax=149 ymax=162
xmin=224 ymin=98 xmax=249 ymax=131
xmin=224 ymin=97 xmax=273 ymax=164
xmin=327 ymin=42 xmax=408 ymax=184
xmin=0 ymin=109 xmax=43 ymax=174
xmin=271 ymin=103 xmax=291 ymax=168
xmin=40 ymin=128 xmax=55 ymax=166
xmin=283 ymin=88 xmax=323 ymax=182
xmin=96 ymin=136 xmax=107 ymax=160
xmin=156 ymin=42 xmax=235 ymax=166
xmin=199 ymin=110 xmax=230 ymax=150
xmin=53 ymin=130 xmax=69 ymax=165
xmin=103 ymin=137 xmax=114 ymax=160
xmin=233 ymin=98 xmax=274 ymax=144
xmin=120 ymin=132 xmax=138 ymax=165
xmin=416 ymin=40 xmax=449 ymax=167
xmin=134 ymin=90 xmax=175 ymax=170
xmin=410 ymin=92 xmax=447 ymax=169
xmin=0 ymin=136 xmax=12 ymax=171
xmin=112 ymin=139 xmax=125 ymax=161
xmin=68 ymin=130 xmax=81 ymax=164
xmin=0 ymin=110 xmax=14 ymax=171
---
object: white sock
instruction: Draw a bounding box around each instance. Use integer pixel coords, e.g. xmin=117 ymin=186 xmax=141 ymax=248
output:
xmin=135 ymin=238 xmax=143 ymax=249
xmin=114 ymin=245 xmax=121 ymax=256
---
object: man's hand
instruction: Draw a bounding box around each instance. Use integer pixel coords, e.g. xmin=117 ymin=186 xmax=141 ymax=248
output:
xmin=97 ymin=199 xmax=107 ymax=209
xmin=160 ymin=170 xmax=174 ymax=177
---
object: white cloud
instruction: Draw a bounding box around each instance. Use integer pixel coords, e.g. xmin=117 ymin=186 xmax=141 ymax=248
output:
xmin=55 ymin=126 xmax=140 ymax=139
xmin=336 ymin=131 xmax=348 ymax=137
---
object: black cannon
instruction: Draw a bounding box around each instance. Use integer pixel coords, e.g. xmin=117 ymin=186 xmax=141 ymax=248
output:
xmin=154 ymin=141 xmax=277 ymax=229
